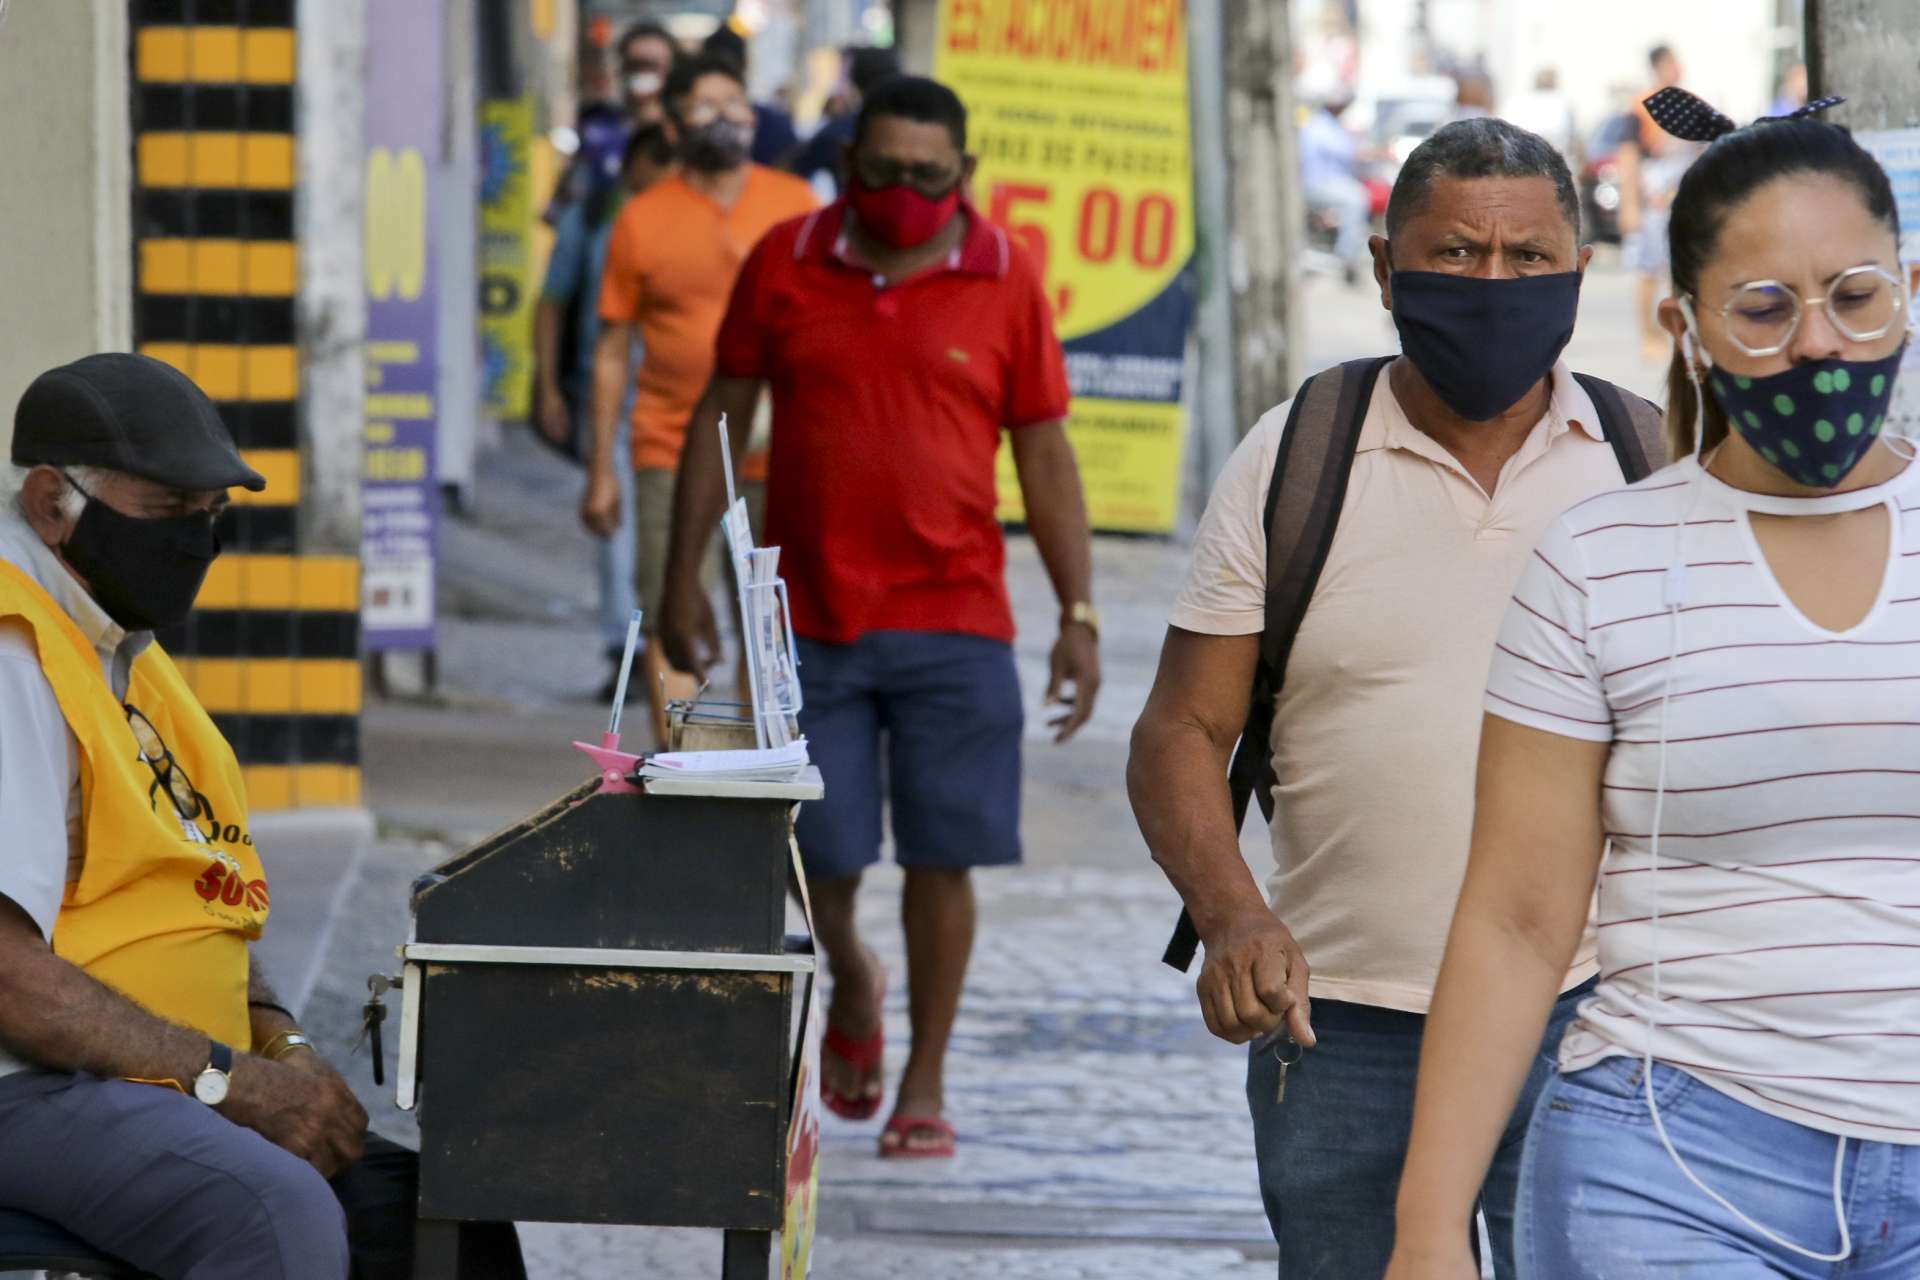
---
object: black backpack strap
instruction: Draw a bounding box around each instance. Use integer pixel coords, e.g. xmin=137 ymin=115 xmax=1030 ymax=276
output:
xmin=1162 ymin=354 xmax=1393 ymax=972
xmin=1574 ymin=371 xmax=1668 ymax=483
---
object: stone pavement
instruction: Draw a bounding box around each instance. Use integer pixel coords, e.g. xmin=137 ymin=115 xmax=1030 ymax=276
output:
xmin=284 ymin=418 xmax=1278 ymax=1277
xmin=280 ymin=261 xmax=1664 ymax=1275
xmin=300 ymin=835 xmax=1276 ymax=1279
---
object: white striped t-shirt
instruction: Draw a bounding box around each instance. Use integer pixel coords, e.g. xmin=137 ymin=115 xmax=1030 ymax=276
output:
xmin=1488 ymin=454 xmax=1920 ymax=1144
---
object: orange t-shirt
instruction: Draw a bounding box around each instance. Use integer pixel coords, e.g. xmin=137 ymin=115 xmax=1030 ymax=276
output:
xmin=598 ymin=166 xmax=819 ymax=474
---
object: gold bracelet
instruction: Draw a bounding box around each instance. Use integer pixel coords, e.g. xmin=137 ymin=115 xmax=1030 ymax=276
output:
xmin=259 ymin=1031 xmax=314 ymax=1061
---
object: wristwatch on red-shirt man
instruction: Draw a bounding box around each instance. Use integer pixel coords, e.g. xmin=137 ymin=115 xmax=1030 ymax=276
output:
xmin=1065 ymin=601 xmax=1100 ymax=640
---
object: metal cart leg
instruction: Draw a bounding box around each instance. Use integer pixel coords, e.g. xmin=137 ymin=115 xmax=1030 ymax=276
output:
xmin=414 ymin=1218 xmax=461 ymax=1280
xmin=720 ymin=1228 xmax=772 ymax=1279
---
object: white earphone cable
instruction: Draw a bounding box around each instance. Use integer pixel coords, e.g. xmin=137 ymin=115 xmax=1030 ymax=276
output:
xmin=1636 ymin=327 xmax=1851 ymax=1263
xmin=1879 ymin=298 xmax=1920 ymax=462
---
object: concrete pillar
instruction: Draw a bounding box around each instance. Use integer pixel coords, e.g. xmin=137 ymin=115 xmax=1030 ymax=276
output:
xmin=895 ymin=0 xmax=938 ymax=72
xmin=1187 ymin=0 xmax=1243 ymax=499
xmin=1223 ymin=0 xmax=1303 ymax=423
xmin=0 ymin=0 xmax=132 ymax=424
xmin=1807 ymin=0 xmax=1920 ymax=127
xmin=298 ymin=0 xmax=369 ymax=556
xmin=438 ymin=0 xmax=484 ymax=495
xmin=1808 ymin=0 xmax=1920 ymax=437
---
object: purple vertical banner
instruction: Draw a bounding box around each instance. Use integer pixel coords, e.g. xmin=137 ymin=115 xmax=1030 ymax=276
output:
xmin=361 ymin=0 xmax=444 ymax=652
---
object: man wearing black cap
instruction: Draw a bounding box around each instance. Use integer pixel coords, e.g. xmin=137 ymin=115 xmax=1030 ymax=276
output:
xmin=0 ymin=354 xmax=521 ymax=1278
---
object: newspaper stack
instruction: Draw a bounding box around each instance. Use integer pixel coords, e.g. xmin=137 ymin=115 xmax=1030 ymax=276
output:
xmin=686 ymin=412 xmax=808 ymax=771
xmin=637 ymin=741 xmax=811 ymax=782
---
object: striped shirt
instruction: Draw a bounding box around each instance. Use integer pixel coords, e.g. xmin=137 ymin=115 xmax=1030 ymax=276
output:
xmin=1489 ymin=455 xmax=1920 ymax=1144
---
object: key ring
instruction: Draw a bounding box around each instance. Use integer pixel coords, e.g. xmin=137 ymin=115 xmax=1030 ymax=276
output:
xmin=1252 ymin=1025 xmax=1304 ymax=1067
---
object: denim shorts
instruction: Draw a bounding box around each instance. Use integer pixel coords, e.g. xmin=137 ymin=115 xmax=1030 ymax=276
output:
xmin=1519 ymin=1056 xmax=1920 ymax=1279
xmin=792 ymin=630 xmax=1022 ymax=879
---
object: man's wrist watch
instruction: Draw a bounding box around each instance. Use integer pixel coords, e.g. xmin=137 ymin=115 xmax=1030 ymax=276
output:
xmin=193 ymin=1040 xmax=233 ymax=1106
xmin=1064 ymin=601 xmax=1100 ymax=639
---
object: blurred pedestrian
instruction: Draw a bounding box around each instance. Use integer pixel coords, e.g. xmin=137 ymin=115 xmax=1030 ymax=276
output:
xmin=702 ymin=23 xmax=801 ymax=168
xmin=1130 ymin=118 xmax=1666 ymax=1279
xmin=1771 ymin=61 xmax=1809 ymax=116
xmin=792 ymin=46 xmax=903 ymax=198
xmin=618 ymin=20 xmax=679 ymax=128
xmin=542 ymin=21 xmax=678 ymax=226
xmin=1618 ymin=43 xmax=1700 ymax=362
xmin=1505 ymin=67 xmax=1576 ymax=159
xmin=535 ymin=122 xmax=677 ymax=699
xmin=1453 ymin=70 xmax=1494 ymax=120
xmin=1300 ymin=95 xmax=1372 ymax=281
xmin=583 ymin=55 xmax=817 ymax=745
xmin=660 ymin=75 xmax=1100 ymax=1160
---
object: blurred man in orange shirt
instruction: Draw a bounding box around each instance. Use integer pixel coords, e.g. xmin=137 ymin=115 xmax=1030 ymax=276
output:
xmin=584 ymin=54 xmax=817 ymax=743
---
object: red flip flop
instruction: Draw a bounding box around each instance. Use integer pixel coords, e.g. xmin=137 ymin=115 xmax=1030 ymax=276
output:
xmin=820 ymin=977 xmax=886 ymax=1121
xmin=878 ymin=1114 xmax=956 ymax=1160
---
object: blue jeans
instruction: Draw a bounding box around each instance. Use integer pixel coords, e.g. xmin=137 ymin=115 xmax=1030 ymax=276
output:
xmin=1245 ymin=979 xmax=1590 ymax=1279
xmin=573 ymin=399 xmax=636 ymax=651
xmin=1519 ymin=1056 xmax=1920 ymax=1278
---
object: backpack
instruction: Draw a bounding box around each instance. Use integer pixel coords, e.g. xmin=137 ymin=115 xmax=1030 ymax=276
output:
xmin=1161 ymin=357 xmax=1667 ymax=971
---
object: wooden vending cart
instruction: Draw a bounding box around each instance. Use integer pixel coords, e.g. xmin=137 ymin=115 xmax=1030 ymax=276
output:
xmin=392 ymin=762 xmax=824 ymax=1280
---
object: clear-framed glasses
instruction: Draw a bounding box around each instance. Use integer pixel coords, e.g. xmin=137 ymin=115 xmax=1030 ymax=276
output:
xmin=1698 ymin=264 xmax=1910 ymax=357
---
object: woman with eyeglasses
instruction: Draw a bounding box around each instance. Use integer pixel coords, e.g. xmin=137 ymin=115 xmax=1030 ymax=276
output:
xmin=1384 ymin=98 xmax=1920 ymax=1278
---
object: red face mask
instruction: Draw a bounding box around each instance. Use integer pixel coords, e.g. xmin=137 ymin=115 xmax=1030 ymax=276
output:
xmin=846 ymin=175 xmax=962 ymax=249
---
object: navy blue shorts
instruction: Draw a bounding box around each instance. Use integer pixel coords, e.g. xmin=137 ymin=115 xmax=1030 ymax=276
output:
xmin=793 ymin=630 xmax=1023 ymax=880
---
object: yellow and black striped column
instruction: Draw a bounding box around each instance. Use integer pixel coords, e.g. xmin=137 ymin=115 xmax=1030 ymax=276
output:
xmin=132 ymin=0 xmax=361 ymax=810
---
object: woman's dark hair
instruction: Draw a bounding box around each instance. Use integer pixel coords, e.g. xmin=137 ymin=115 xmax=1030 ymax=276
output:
xmin=1664 ymin=118 xmax=1900 ymax=458
xmin=853 ymin=75 xmax=967 ymax=151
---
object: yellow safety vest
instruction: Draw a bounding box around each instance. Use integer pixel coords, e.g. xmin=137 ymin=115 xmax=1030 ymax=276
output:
xmin=0 ymin=561 xmax=264 ymax=1050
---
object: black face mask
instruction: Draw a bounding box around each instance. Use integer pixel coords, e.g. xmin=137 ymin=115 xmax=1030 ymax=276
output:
xmin=682 ymin=119 xmax=752 ymax=172
xmin=1389 ymin=269 xmax=1582 ymax=421
xmin=62 ymin=493 xmax=220 ymax=633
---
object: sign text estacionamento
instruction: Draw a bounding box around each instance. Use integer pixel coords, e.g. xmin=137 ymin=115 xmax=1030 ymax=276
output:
xmin=942 ymin=0 xmax=1183 ymax=73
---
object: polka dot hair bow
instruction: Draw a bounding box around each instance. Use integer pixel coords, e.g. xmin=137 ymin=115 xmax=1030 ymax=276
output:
xmin=1644 ymin=86 xmax=1847 ymax=144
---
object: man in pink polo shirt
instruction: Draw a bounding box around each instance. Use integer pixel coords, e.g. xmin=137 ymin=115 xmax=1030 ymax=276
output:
xmin=1130 ymin=118 xmax=1658 ymax=1278
xmin=658 ymin=76 xmax=1100 ymax=1160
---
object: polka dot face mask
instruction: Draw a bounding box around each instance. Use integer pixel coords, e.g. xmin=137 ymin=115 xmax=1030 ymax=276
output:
xmin=1707 ymin=346 xmax=1906 ymax=487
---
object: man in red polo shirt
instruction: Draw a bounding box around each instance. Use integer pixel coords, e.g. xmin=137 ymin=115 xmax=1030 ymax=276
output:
xmin=659 ymin=76 xmax=1100 ymax=1159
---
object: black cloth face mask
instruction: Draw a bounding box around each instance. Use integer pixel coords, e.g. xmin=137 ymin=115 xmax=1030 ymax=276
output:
xmin=1389 ymin=269 xmax=1583 ymax=421
xmin=61 ymin=486 xmax=220 ymax=633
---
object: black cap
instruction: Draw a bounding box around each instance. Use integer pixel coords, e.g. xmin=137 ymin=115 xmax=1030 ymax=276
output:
xmin=12 ymin=353 xmax=268 ymax=493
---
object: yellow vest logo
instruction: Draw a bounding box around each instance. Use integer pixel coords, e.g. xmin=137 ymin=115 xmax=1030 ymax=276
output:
xmin=193 ymin=850 xmax=271 ymax=915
